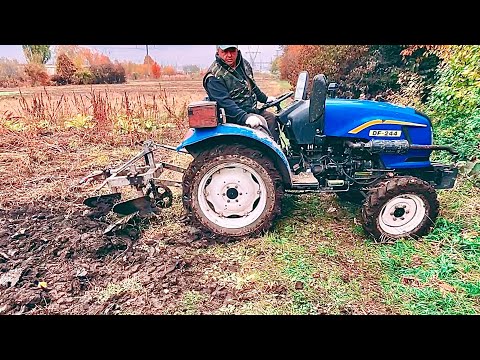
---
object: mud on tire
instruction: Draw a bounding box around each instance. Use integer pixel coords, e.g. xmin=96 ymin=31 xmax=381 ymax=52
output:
xmin=182 ymin=144 xmax=284 ymax=238
xmin=361 ymin=176 xmax=439 ymax=242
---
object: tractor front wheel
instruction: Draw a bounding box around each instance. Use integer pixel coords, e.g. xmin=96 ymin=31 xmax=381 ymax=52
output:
xmin=182 ymin=144 xmax=283 ymax=238
xmin=361 ymin=176 xmax=439 ymax=242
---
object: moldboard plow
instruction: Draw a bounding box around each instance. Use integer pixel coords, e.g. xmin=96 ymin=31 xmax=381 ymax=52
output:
xmin=79 ymin=141 xmax=187 ymax=235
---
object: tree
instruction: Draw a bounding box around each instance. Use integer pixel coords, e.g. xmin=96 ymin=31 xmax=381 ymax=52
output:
xmin=151 ymin=62 xmax=161 ymax=78
xmin=55 ymin=45 xmax=85 ymax=68
xmin=270 ymin=57 xmax=280 ymax=76
xmin=55 ymin=45 xmax=112 ymax=68
xmin=162 ymin=66 xmax=176 ymax=76
xmin=143 ymin=55 xmax=155 ymax=66
xmin=55 ymin=53 xmax=77 ymax=84
xmin=183 ymin=64 xmax=200 ymax=74
xmin=22 ymin=45 xmax=51 ymax=64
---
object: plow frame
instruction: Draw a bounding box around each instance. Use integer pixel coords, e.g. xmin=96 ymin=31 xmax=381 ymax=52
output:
xmin=80 ymin=140 xmax=186 ymax=194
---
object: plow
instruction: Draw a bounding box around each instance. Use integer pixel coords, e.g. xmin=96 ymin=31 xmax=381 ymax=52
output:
xmin=80 ymin=141 xmax=186 ymax=234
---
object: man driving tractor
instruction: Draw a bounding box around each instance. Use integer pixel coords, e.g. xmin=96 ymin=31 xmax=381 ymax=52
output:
xmin=202 ymin=45 xmax=280 ymax=142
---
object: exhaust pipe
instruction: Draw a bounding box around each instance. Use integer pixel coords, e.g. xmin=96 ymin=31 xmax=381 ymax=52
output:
xmin=409 ymin=144 xmax=458 ymax=155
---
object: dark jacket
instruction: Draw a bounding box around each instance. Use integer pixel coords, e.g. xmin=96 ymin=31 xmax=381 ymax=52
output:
xmin=203 ymin=50 xmax=268 ymax=125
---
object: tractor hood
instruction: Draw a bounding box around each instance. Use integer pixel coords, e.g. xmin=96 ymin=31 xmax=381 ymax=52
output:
xmin=327 ymin=98 xmax=418 ymax=116
xmin=323 ymin=98 xmax=432 ymax=139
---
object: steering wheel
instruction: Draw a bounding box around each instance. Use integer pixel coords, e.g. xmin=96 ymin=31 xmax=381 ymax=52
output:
xmin=258 ymin=91 xmax=294 ymax=112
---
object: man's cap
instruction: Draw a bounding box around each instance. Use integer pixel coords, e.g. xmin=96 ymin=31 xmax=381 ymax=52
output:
xmin=217 ymin=45 xmax=238 ymax=50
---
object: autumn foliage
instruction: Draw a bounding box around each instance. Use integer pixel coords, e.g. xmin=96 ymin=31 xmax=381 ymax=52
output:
xmin=401 ymin=45 xmax=452 ymax=60
xmin=279 ymin=45 xmax=370 ymax=87
xmin=278 ymin=45 xmax=440 ymax=100
xmin=23 ymin=63 xmax=50 ymax=86
xmin=89 ymin=63 xmax=126 ymax=84
xmin=278 ymin=45 xmax=381 ymax=98
xmin=49 ymin=46 xmax=126 ymax=85
xmin=55 ymin=45 xmax=112 ymax=67
xmin=162 ymin=66 xmax=176 ymax=76
xmin=151 ymin=62 xmax=161 ymax=78
xmin=54 ymin=53 xmax=77 ymax=84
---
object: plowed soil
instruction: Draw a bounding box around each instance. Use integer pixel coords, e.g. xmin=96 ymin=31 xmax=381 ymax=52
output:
xmin=1 ymin=76 xmax=301 ymax=315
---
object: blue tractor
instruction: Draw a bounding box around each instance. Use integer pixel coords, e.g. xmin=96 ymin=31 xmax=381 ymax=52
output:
xmin=178 ymin=71 xmax=458 ymax=241
xmin=81 ymin=71 xmax=458 ymax=242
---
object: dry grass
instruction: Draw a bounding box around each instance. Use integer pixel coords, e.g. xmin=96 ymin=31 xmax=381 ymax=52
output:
xmin=0 ymin=75 xmax=285 ymax=144
xmin=0 ymin=76 xmax=285 ymax=210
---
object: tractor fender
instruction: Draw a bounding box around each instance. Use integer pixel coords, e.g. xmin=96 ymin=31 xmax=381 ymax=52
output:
xmin=176 ymin=124 xmax=292 ymax=187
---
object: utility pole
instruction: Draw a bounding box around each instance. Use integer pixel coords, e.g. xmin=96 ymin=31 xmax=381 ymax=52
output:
xmin=245 ymin=46 xmax=260 ymax=71
xmin=276 ymin=47 xmax=281 ymax=58
xmin=146 ymin=45 xmax=150 ymax=78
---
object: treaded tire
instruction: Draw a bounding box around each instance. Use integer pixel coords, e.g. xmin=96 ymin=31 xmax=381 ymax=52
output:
xmin=361 ymin=176 xmax=439 ymax=242
xmin=182 ymin=143 xmax=284 ymax=238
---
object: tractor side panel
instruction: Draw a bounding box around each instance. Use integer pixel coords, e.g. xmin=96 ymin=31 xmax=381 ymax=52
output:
xmin=324 ymin=99 xmax=433 ymax=168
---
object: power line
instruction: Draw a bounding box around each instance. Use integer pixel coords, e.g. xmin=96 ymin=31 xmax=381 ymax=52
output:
xmin=245 ymin=45 xmax=260 ymax=71
xmin=146 ymin=45 xmax=150 ymax=77
xmin=91 ymin=46 xmax=146 ymax=51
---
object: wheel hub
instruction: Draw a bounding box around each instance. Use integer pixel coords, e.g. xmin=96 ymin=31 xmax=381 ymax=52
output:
xmin=226 ymin=188 xmax=238 ymax=199
xmin=393 ymin=207 xmax=406 ymax=218
xmin=204 ymin=166 xmax=260 ymax=217
xmin=379 ymin=194 xmax=426 ymax=235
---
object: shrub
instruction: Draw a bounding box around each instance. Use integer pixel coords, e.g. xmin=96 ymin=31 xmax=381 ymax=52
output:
xmin=278 ymin=45 xmax=439 ymax=101
xmin=54 ymin=53 xmax=77 ymax=84
xmin=425 ymin=45 xmax=480 ymax=161
xmin=90 ymin=63 xmax=126 ymax=84
xmin=24 ymin=63 xmax=50 ymax=86
xmin=72 ymin=69 xmax=94 ymax=85
xmin=0 ymin=58 xmax=25 ymax=87
xmin=151 ymin=62 xmax=161 ymax=79
xmin=162 ymin=66 xmax=176 ymax=76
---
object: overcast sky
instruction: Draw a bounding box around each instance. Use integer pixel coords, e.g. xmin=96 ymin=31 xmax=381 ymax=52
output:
xmin=0 ymin=45 xmax=282 ymax=69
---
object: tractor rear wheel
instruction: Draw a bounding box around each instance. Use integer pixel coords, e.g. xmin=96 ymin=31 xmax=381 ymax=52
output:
xmin=361 ymin=176 xmax=439 ymax=242
xmin=182 ymin=144 xmax=284 ymax=238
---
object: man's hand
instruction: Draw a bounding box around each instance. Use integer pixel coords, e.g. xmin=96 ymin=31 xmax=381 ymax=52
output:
xmin=267 ymin=96 xmax=276 ymax=103
xmin=245 ymin=115 xmax=262 ymax=128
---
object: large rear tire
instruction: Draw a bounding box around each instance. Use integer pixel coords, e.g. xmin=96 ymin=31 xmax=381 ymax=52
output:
xmin=361 ymin=176 xmax=439 ymax=242
xmin=182 ymin=144 xmax=284 ymax=238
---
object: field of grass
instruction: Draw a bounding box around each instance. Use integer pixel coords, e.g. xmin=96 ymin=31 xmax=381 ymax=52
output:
xmin=0 ymin=75 xmax=478 ymax=315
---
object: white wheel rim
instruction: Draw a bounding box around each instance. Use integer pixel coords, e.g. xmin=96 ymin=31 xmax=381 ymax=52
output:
xmin=197 ymin=162 xmax=268 ymax=229
xmin=378 ymin=194 xmax=427 ymax=236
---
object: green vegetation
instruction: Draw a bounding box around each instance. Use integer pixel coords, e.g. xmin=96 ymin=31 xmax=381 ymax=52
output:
xmin=373 ymin=175 xmax=480 ymax=314
xmin=22 ymin=45 xmax=51 ymax=64
xmin=424 ymin=45 xmax=480 ymax=161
